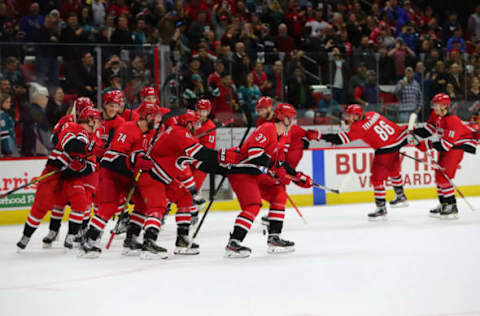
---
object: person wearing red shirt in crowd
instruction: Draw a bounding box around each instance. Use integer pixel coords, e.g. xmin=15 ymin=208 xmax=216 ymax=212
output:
xmin=412 ymin=93 xmax=477 ymax=219
xmin=108 ymin=0 xmax=131 ymax=17
xmin=17 ymin=106 xmax=101 ymax=251
xmin=274 ymin=23 xmax=296 ymax=58
xmin=225 ymin=104 xmax=314 ymax=258
xmin=185 ymin=0 xmax=210 ymax=22
xmin=60 ymin=0 xmax=81 ymax=19
xmin=284 ymin=2 xmax=305 ymax=41
xmin=211 ymin=72 xmax=236 ymax=122
xmin=318 ymin=104 xmax=409 ymax=220
xmin=251 ymin=61 xmax=270 ymax=94
xmin=267 ymin=60 xmax=284 ymax=100
xmin=207 ymin=59 xmax=224 ymax=88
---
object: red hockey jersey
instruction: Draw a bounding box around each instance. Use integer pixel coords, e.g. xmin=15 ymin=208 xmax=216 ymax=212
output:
xmin=256 ymin=115 xmax=275 ymax=127
xmin=195 ymin=119 xmax=216 ymax=149
xmin=100 ymin=114 xmax=125 ymax=149
xmin=100 ymin=121 xmax=147 ymax=177
xmin=285 ymin=124 xmax=309 ymax=168
xmin=422 ymin=112 xmax=477 ymax=153
xmin=120 ymin=108 xmax=140 ymax=121
xmin=336 ymin=112 xmax=408 ymax=152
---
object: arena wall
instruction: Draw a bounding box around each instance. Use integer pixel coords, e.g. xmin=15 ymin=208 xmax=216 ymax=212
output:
xmin=1 ymin=142 xmax=479 ymax=225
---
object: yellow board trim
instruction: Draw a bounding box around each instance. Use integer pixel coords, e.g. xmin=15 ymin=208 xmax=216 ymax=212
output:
xmin=0 ymin=194 xmax=314 ymax=226
xmin=326 ymin=185 xmax=480 ymax=204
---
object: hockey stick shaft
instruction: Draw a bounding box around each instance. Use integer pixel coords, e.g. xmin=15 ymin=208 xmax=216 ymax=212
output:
xmin=0 ymin=169 xmax=60 ymax=199
xmin=285 ymin=174 xmax=340 ymax=194
xmin=192 ymin=122 xmax=252 ymax=240
xmin=286 ymin=194 xmax=307 ymax=224
xmin=106 ymin=109 xmax=186 ymax=249
xmin=195 ymin=118 xmax=234 ymax=138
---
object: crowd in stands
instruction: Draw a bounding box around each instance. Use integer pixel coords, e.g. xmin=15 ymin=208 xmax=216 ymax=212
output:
xmin=1 ymin=0 xmax=480 ymax=157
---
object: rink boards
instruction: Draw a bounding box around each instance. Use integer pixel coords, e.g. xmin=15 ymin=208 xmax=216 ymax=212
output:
xmin=0 ymin=146 xmax=479 ymax=225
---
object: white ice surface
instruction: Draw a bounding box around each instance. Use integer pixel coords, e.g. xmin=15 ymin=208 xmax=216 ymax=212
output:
xmin=1 ymin=198 xmax=480 ymax=316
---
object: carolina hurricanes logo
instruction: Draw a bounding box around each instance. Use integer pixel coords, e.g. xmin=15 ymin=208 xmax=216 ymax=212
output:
xmin=176 ymin=156 xmax=195 ymax=170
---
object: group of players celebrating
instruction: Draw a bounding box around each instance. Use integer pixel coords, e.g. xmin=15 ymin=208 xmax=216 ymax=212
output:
xmin=14 ymin=87 xmax=479 ymax=259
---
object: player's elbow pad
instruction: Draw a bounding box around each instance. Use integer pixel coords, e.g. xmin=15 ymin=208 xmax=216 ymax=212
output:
xmin=321 ymin=134 xmax=343 ymax=145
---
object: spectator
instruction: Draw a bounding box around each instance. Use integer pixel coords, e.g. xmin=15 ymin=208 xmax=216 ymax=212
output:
xmin=329 ymin=47 xmax=351 ymax=104
xmin=442 ymin=11 xmax=461 ymax=44
xmin=251 ymin=61 xmax=269 ymax=95
xmin=354 ymin=70 xmax=380 ymax=107
xmin=424 ymin=48 xmax=441 ymax=74
xmin=238 ymin=72 xmax=261 ymax=115
xmin=267 ymin=60 xmax=284 ymax=100
xmin=0 ymin=93 xmax=19 ymax=157
xmin=108 ymin=0 xmax=130 ymax=18
xmin=132 ymin=17 xmax=147 ymax=45
xmin=432 ymin=60 xmax=449 ymax=95
xmin=46 ymin=87 xmax=68 ymax=130
xmin=388 ymin=38 xmax=415 ymax=80
xmin=256 ymin=23 xmax=277 ymax=72
xmin=211 ymin=73 xmax=237 ymax=122
xmin=317 ymin=89 xmax=342 ymax=117
xmin=0 ymin=79 xmax=11 ymax=96
xmin=103 ymin=54 xmax=128 ymax=87
xmin=19 ymin=2 xmax=44 ymax=42
xmin=184 ymin=0 xmax=209 ymax=22
xmin=306 ymin=8 xmax=330 ymax=37
xmin=2 ymin=57 xmax=27 ymax=96
xmin=348 ymin=62 xmax=367 ymax=103
xmin=400 ymin=22 xmax=419 ymax=52
xmin=194 ymin=44 xmax=216 ymax=79
xmin=232 ymin=42 xmax=249 ymax=86
xmin=352 ymin=35 xmax=376 ymax=71
xmin=66 ymin=51 xmax=97 ymax=99
xmin=275 ymin=23 xmax=296 ymax=58
xmin=60 ymin=0 xmax=81 ymax=19
xmin=468 ymin=5 xmax=480 ymax=42
xmin=61 ymin=12 xmax=87 ymax=66
xmin=34 ymin=15 xmax=60 ymax=87
xmin=79 ymin=6 xmax=97 ymax=42
xmin=263 ymin=0 xmax=284 ymax=35
xmin=21 ymin=83 xmax=52 ymax=156
xmin=466 ymin=76 xmax=480 ymax=102
xmin=0 ymin=22 xmax=24 ymax=61
xmin=394 ymin=67 xmax=422 ymax=122
xmin=446 ymin=28 xmax=466 ymax=52
xmin=91 ymin=0 xmax=106 ymax=27
xmin=111 ymin=14 xmax=132 ymax=47
xmin=382 ymin=0 xmax=410 ymax=35
xmin=239 ymin=22 xmax=258 ymax=60
xmin=378 ymin=45 xmax=395 ymax=84
xmin=207 ymin=59 xmax=224 ymax=88
xmin=447 ymin=63 xmax=464 ymax=97
xmin=188 ymin=9 xmax=209 ymax=46
xmin=287 ymin=67 xmax=313 ymax=109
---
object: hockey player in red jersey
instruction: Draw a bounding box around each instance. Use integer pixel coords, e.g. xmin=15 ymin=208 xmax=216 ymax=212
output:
xmin=16 ymin=107 xmax=101 ymax=250
xmin=140 ymin=86 xmax=158 ymax=104
xmin=255 ymin=96 xmax=275 ymax=126
xmin=318 ymin=104 xmax=409 ymax=220
xmin=100 ymin=90 xmax=126 ymax=148
xmin=80 ymin=102 xmax=158 ymax=257
xmin=225 ymin=104 xmax=314 ymax=258
xmin=140 ymin=110 xmax=240 ymax=256
xmin=42 ymin=96 xmax=102 ymax=245
xmin=412 ymin=93 xmax=477 ymax=219
xmin=116 ymin=89 xmax=140 ymax=122
xmin=191 ymin=99 xmax=216 ymax=223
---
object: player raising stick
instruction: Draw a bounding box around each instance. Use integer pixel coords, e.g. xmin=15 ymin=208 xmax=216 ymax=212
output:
xmin=412 ymin=93 xmax=477 ymax=219
xmin=317 ymin=104 xmax=409 ymax=220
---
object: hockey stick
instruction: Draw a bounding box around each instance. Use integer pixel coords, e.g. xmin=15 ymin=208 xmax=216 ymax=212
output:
xmin=284 ymin=174 xmax=340 ymax=194
xmin=195 ymin=118 xmax=234 ymax=138
xmin=0 ymin=168 xmax=62 ymax=199
xmin=106 ymin=108 xmax=187 ymax=249
xmin=407 ymin=113 xmax=475 ymax=212
xmin=191 ymin=113 xmax=253 ymax=242
xmin=286 ymin=193 xmax=307 ymax=224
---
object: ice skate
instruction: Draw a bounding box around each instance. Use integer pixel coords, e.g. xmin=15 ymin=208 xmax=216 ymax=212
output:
xmin=439 ymin=203 xmax=459 ymax=220
xmin=78 ymin=238 xmax=102 ymax=258
xmin=261 ymin=215 xmax=269 ymax=235
xmin=112 ymin=213 xmax=130 ymax=239
xmin=193 ymin=193 xmax=206 ymax=210
xmin=368 ymin=206 xmax=387 ymax=221
xmin=174 ymin=235 xmax=200 ymax=255
xmin=74 ymin=226 xmax=87 ymax=244
xmin=121 ymin=236 xmax=143 ymax=256
xmin=42 ymin=230 xmax=59 ymax=248
xmin=267 ymin=235 xmax=295 ymax=254
xmin=64 ymin=234 xmax=76 ymax=249
xmin=389 ymin=194 xmax=408 ymax=208
xmin=225 ymin=239 xmax=251 ymax=258
xmin=140 ymin=238 xmax=168 ymax=260
xmin=429 ymin=204 xmax=442 ymax=218
xmin=16 ymin=235 xmax=30 ymax=251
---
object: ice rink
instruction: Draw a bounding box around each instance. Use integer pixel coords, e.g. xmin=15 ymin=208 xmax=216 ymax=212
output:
xmin=1 ymin=197 xmax=480 ymax=316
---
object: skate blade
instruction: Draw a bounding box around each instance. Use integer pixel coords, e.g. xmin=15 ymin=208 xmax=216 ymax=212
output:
xmin=224 ymin=249 xmax=251 ymax=258
xmin=267 ymin=246 xmax=295 ymax=254
xmin=77 ymin=251 xmax=101 ymax=259
xmin=140 ymin=251 xmax=168 ymax=260
xmin=439 ymin=214 xmax=459 ymax=220
xmin=429 ymin=213 xmax=441 ymax=218
xmin=121 ymin=248 xmax=141 ymax=256
xmin=389 ymin=202 xmax=409 ymax=208
xmin=16 ymin=247 xmax=26 ymax=253
xmin=368 ymin=215 xmax=387 ymax=221
xmin=174 ymin=247 xmax=200 ymax=255
xmin=42 ymin=242 xmax=54 ymax=249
